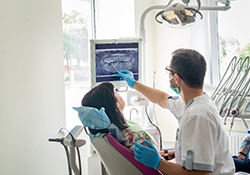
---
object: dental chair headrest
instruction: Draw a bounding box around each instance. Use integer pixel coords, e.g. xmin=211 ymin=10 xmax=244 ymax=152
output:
xmin=73 ymin=106 xmax=111 ymax=130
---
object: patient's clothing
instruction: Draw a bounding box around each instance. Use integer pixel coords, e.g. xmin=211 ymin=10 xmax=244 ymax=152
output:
xmin=107 ymin=120 xmax=157 ymax=151
xmin=167 ymin=93 xmax=235 ymax=175
xmin=125 ymin=120 xmax=157 ymax=150
xmin=233 ymin=156 xmax=250 ymax=173
xmin=233 ymin=134 xmax=250 ymax=173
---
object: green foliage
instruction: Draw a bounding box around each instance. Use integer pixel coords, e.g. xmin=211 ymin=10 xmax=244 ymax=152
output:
xmin=62 ymin=11 xmax=89 ymax=69
xmin=219 ymin=36 xmax=227 ymax=58
xmin=219 ymin=36 xmax=250 ymax=60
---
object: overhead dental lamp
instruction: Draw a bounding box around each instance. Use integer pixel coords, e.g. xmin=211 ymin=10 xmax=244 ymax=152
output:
xmin=139 ymin=0 xmax=231 ymax=39
xmin=151 ymin=0 xmax=232 ymax=28
xmin=155 ymin=0 xmax=203 ymax=26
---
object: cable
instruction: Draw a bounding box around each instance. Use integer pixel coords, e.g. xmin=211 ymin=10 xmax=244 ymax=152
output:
xmin=62 ymin=144 xmax=72 ymax=175
xmin=68 ymin=129 xmax=82 ymax=175
xmin=59 ymin=127 xmax=82 ymax=175
xmin=144 ymin=106 xmax=163 ymax=150
xmin=212 ymin=56 xmax=250 ymax=131
xmin=223 ymin=58 xmax=249 ymax=117
xmin=211 ymin=56 xmax=237 ymax=100
xmin=221 ymin=57 xmax=245 ymax=124
xmin=48 ymin=137 xmax=72 ymax=175
xmin=213 ymin=66 xmax=237 ymax=113
xmin=229 ymin=57 xmax=250 ymax=131
xmin=76 ymin=147 xmax=82 ymax=175
xmin=215 ymin=57 xmax=243 ymax=121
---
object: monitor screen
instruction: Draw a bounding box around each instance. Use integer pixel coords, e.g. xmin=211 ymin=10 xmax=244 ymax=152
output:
xmin=90 ymin=38 xmax=142 ymax=88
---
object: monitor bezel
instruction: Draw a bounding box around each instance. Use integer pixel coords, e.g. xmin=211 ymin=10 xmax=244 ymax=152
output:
xmin=90 ymin=38 xmax=142 ymax=88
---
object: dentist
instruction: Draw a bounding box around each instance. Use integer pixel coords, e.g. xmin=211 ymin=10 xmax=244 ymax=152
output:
xmin=117 ymin=48 xmax=235 ymax=175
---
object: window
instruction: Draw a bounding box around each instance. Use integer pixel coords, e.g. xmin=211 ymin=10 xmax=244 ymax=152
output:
xmin=62 ymin=0 xmax=94 ymax=129
xmin=94 ymin=0 xmax=136 ymax=122
xmin=62 ymin=0 xmax=136 ymax=129
xmin=95 ymin=0 xmax=135 ymax=39
xmin=218 ymin=0 xmax=250 ymax=78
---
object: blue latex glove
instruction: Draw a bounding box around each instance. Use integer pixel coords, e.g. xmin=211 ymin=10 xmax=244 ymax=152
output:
xmin=116 ymin=70 xmax=136 ymax=88
xmin=133 ymin=140 xmax=162 ymax=170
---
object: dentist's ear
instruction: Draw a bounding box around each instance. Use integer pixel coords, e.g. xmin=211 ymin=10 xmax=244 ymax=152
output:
xmin=173 ymin=74 xmax=179 ymax=83
xmin=174 ymin=74 xmax=182 ymax=87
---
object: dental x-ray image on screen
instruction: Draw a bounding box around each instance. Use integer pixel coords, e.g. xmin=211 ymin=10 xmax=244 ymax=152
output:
xmin=90 ymin=38 xmax=142 ymax=88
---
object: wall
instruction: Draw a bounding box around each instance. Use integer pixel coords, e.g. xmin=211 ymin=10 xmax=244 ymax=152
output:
xmin=0 ymin=0 xmax=67 ymax=174
xmin=134 ymin=0 xmax=191 ymax=142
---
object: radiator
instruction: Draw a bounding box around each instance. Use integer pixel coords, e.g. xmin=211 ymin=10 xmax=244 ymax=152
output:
xmin=228 ymin=131 xmax=246 ymax=155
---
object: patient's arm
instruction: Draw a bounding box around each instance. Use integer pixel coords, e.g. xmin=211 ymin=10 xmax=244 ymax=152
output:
xmin=237 ymin=147 xmax=248 ymax=159
xmin=237 ymin=135 xmax=250 ymax=159
xmin=159 ymin=149 xmax=175 ymax=160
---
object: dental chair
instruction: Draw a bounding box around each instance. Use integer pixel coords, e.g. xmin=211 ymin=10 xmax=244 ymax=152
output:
xmin=72 ymin=106 xmax=162 ymax=175
xmin=91 ymin=133 xmax=162 ymax=175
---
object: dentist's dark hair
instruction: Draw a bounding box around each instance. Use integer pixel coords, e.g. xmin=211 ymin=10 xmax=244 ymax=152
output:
xmin=170 ymin=48 xmax=206 ymax=88
xmin=81 ymin=82 xmax=128 ymax=130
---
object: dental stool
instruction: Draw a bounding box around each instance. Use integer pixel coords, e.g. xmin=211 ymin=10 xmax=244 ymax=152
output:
xmin=91 ymin=133 xmax=162 ymax=175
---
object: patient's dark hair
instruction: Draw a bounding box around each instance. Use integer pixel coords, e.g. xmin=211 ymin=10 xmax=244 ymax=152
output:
xmin=81 ymin=82 xmax=128 ymax=130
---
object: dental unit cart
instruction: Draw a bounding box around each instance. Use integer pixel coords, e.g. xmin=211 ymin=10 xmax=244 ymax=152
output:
xmin=48 ymin=125 xmax=85 ymax=175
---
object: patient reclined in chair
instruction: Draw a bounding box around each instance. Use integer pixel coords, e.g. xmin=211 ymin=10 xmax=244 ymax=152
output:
xmin=73 ymin=105 xmax=162 ymax=175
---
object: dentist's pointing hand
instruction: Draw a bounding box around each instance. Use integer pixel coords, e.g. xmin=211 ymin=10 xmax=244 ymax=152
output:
xmin=133 ymin=140 xmax=162 ymax=170
xmin=116 ymin=70 xmax=136 ymax=88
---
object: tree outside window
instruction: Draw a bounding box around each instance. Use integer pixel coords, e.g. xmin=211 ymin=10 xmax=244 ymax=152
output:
xmin=218 ymin=0 xmax=250 ymax=78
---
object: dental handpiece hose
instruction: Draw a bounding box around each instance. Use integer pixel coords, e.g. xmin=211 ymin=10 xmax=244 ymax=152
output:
xmin=48 ymin=138 xmax=72 ymax=175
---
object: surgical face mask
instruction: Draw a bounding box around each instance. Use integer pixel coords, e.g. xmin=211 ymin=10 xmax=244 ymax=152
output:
xmin=169 ymin=77 xmax=179 ymax=94
xmin=170 ymin=84 xmax=179 ymax=94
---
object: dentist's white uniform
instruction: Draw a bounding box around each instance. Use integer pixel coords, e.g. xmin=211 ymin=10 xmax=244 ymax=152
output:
xmin=167 ymin=93 xmax=235 ymax=175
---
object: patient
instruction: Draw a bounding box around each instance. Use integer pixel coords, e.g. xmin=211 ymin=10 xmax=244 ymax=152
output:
xmin=233 ymin=134 xmax=250 ymax=173
xmin=74 ymin=82 xmax=156 ymax=150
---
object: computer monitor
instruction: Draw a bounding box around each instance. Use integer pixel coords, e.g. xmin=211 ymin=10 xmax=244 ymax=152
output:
xmin=90 ymin=38 xmax=142 ymax=88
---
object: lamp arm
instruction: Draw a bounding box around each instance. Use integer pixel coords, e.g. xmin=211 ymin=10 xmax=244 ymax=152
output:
xmin=196 ymin=0 xmax=201 ymax=10
xmin=139 ymin=5 xmax=165 ymax=41
xmin=139 ymin=1 xmax=230 ymax=40
xmin=199 ymin=5 xmax=231 ymax=11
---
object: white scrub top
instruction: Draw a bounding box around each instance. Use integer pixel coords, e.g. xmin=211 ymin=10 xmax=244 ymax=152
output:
xmin=167 ymin=93 xmax=235 ymax=175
